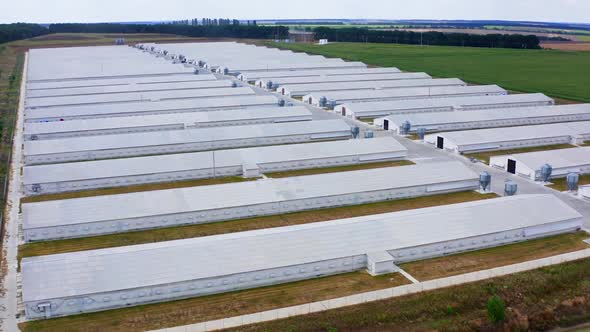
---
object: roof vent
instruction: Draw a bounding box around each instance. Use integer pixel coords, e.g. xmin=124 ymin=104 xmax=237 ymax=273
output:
xmin=567 ymin=172 xmax=580 ymax=192
xmin=540 ymin=164 xmax=553 ymax=182
xmin=504 ymin=181 xmax=517 ymax=196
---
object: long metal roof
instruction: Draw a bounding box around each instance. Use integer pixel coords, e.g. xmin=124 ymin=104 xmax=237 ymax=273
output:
xmin=383 ymin=104 xmax=590 ymax=127
xmin=25 ymin=87 xmax=255 ymax=108
xmin=22 ymin=161 xmax=477 ymax=230
xmin=21 ymin=194 xmax=581 ymax=302
xmin=24 ymin=106 xmax=311 ymax=137
xmin=305 ymin=85 xmax=507 ymax=102
xmin=26 ymin=80 xmax=234 ymax=98
xmin=26 ymin=73 xmax=217 ymax=91
xmin=433 ymin=122 xmax=590 ymax=146
xmin=340 ymin=93 xmax=554 ymax=114
xmin=25 ymin=95 xmax=279 ymax=121
xmin=281 ymin=78 xmax=465 ymax=95
xmin=23 ymin=137 xmax=406 ymax=184
xmin=261 ymin=73 xmax=431 ymax=86
xmin=498 ymin=147 xmax=590 ymax=169
xmin=27 ymin=46 xmax=194 ymax=81
xmin=24 ymin=120 xmax=351 ymax=156
xmin=239 ymin=67 xmax=401 ymax=81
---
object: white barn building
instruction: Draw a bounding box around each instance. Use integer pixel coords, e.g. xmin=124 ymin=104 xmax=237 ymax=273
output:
xmin=490 ymin=147 xmax=590 ymax=180
xmin=279 ymin=78 xmax=465 ymax=97
xmin=335 ymin=93 xmax=554 ymax=119
xmin=24 ymin=120 xmax=352 ymax=165
xmin=302 ymin=85 xmax=507 ymax=107
xmin=23 ymin=137 xmax=407 ymax=196
xmin=24 ymin=106 xmax=312 ymax=140
xmin=25 ymin=95 xmax=279 ymax=122
xmin=22 ymin=194 xmax=582 ymax=318
xmin=21 ymin=161 xmax=478 ymax=241
xmin=426 ymin=121 xmax=590 ymax=154
xmin=256 ymin=72 xmax=431 ymax=89
xmin=376 ymin=104 xmax=590 ymax=133
xmin=25 ymin=86 xmax=255 ymax=109
xmin=26 ymin=73 xmax=218 ymax=91
xmin=238 ymin=67 xmax=401 ymax=83
xmin=26 ymin=79 xmax=235 ymax=98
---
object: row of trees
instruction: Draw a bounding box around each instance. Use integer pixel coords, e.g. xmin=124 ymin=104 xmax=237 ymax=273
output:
xmin=0 ymin=23 xmax=50 ymax=44
xmin=47 ymin=23 xmax=288 ymax=39
xmin=313 ymin=27 xmax=541 ymax=49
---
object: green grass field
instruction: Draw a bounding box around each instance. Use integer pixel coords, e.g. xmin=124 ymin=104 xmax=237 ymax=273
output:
xmin=268 ymin=42 xmax=590 ymax=102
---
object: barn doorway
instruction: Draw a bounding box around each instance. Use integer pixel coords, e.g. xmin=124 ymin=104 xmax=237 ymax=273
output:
xmin=383 ymin=119 xmax=390 ymax=130
xmin=507 ymin=159 xmax=517 ymax=174
xmin=436 ymin=136 xmax=444 ymax=149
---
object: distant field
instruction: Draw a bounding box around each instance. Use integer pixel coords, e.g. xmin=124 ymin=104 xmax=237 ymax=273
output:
xmin=268 ymin=42 xmax=590 ymax=102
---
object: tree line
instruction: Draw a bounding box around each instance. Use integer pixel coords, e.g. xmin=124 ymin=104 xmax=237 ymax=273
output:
xmin=0 ymin=23 xmax=50 ymax=44
xmin=0 ymin=21 xmax=288 ymax=44
xmin=47 ymin=22 xmax=287 ymax=39
xmin=313 ymin=27 xmax=541 ymax=49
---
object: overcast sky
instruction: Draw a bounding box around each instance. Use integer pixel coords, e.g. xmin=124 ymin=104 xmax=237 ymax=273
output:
xmin=1 ymin=0 xmax=589 ymax=24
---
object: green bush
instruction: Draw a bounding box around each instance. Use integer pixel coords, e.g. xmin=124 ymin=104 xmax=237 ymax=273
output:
xmin=487 ymin=295 xmax=506 ymax=323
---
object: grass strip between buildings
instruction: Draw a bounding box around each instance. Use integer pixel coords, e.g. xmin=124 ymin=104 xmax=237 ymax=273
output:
xmin=548 ymin=174 xmax=590 ymax=192
xmin=400 ymin=231 xmax=590 ymax=281
xmin=265 ymin=160 xmax=414 ymax=178
xmin=464 ymin=143 xmax=575 ymax=164
xmin=19 ymin=272 xmax=411 ymax=332
xmin=18 ymin=233 xmax=590 ymax=332
xmin=228 ymin=256 xmax=590 ymax=332
xmin=18 ymin=191 xmax=497 ymax=260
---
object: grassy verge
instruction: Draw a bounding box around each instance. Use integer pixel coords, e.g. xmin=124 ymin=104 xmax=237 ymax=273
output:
xmin=266 ymin=42 xmax=590 ymax=103
xmin=549 ymin=174 xmax=590 ymax=192
xmin=19 ymin=271 xmax=410 ymax=332
xmin=233 ymin=257 xmax=590 ymax=332
xmin=20 ymin=176 xmax=252 ymax=204
xmin=400 ymin=231 xmax=590 ymax=281
xmin=18 ymin=191 xmax=497 ymax=259
xmin=465 ymin=144 xmax=575 ymax=164
xmin=265 ymin=160 xmax=414 ymax=178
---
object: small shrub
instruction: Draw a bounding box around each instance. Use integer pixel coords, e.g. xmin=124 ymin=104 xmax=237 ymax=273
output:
xmin=487 ymin=295 xmax=506 ymax=323
xmin=446 ymin=305 xmax=456 ymax=316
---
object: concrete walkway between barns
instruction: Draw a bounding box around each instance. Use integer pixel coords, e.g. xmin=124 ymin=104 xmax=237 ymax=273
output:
xmin=151 ymin=248 xmax=590 ymax=332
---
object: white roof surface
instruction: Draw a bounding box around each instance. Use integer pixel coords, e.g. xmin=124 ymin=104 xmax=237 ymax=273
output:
xmin=24 ymin=120 xmax=351 ymax=156
xmin=240 ymin=67 xmax=401 ymax=81
xmin=263 ymin=72 xmax=431 ymax=86
xmin=340 ymin=93 xmax=553 ymax=114
xmin=22 ymin=161 xmax=476 ymax=229
xmin=434 ymin=122 xmax=590 ymax=146
xmin=24 ymin=106 xmax=311 ymax=136
xmin=25 ymin=87 xmax=255 ymax=108
xmin=26 ymin=73 xmax=217 ymax=90
xmin=21 ymin=194 xmax=580 ymax=302
xmin=26 ymin=80 xmax=234 ymax=98
xmin=306 ymin=85 xmax=506 ymax=102
xmin=24 ymin=137 xmax=406 ymax=184
xmin=383 ymin=104 xmax=590 ymax=126
xmin=282 ymin=78 xmax=465 ymax=95
xmin=500 ymin=147 xmax=590 ymax=170
xmin=27 ymin=46 xmax=194 ymax=81
xmin=25 ymin=95 xmax=279 ymax=121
